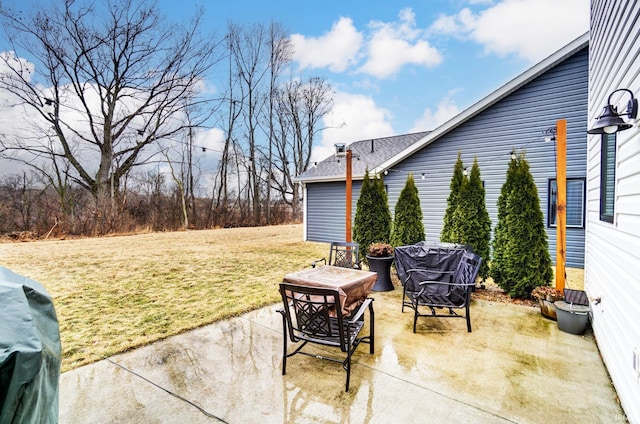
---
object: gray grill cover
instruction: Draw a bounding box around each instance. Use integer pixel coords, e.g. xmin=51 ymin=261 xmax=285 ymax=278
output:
xmin=0 ymin=267 xmax=61 ymax=424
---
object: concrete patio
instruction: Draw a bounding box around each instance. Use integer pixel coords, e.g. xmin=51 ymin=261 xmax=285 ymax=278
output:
xmin=59 ymin=289 xmax=625 ymax=423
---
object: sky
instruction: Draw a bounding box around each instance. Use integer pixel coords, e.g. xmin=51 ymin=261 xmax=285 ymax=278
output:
xmin=0 ymin=0 xmax=590 ymax=174
xmin=173 ymin=0 xmax=590 ymax=162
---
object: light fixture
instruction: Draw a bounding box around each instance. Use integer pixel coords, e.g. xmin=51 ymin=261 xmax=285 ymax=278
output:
xmin=587 ymin=88 xmax=638 ymax=134
xmin=334 ymin=143 xmax=346 ymax=157
xmin=136 ymin=130 xmax=144 ymax=144
xmin=543 ymin=126 xmax=556 ymax=142
xmin=421 ymin=173 xmax=426 ymax=180
xmin=463 ymin=167 xmax=468 ymax=177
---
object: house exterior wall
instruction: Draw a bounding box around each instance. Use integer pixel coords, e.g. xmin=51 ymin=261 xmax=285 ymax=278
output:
xmin=305 ymin=181 xmax=362 ymax=243
xmin=586 ymin=1 xmax=640 ymax=422
xmin=383 ymin=47 xmax=588 ymax=268
xmin=303 ymin=46 xmax=588 ymax=266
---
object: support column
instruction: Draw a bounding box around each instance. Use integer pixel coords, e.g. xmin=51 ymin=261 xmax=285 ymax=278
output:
xmin=346 ymin=150 xmax=352 ymax=242
xmin=556 ymin=119 xmax=567 ymax=293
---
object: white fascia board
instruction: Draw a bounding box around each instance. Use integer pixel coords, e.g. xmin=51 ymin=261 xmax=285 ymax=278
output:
xmin=375 ymin=32 xmax=590 ymax=173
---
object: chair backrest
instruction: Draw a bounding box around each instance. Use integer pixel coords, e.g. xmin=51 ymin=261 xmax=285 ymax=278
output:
xmin=279 ymin=283 xmax=348 ymax=351
xmin=448 ymin=252 xmax=482 ymax=305
xmin=328 ymin=242 xmax=360 ymax=269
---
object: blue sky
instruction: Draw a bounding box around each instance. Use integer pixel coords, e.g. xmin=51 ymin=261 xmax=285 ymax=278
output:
xmin=0 ymin=0 xmax=590 ymax=170
xmin=157 ymin=0 xmax=590 ymax=161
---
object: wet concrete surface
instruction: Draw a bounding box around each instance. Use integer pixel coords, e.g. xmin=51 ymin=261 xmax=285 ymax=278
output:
xmin=59 ymin=289 xmax=625 ymax=423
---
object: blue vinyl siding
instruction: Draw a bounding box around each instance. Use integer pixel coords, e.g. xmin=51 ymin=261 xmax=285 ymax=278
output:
xmin=306 ymin=181 xmax=361 ymax=243
xmin=305 ymin=46 xmax=588 ymax=268
xmin=386 ymin=47 xmax=588 ymax=268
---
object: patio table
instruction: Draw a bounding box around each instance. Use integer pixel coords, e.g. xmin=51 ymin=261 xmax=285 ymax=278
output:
xmin=282 ymin=265 xmax=376 ymax=316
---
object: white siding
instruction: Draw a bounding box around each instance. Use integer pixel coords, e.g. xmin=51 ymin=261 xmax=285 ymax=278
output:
xmin=588 ymin=1 xmax=640 ymax=422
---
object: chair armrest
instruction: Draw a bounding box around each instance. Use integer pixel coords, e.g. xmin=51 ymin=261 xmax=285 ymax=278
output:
xmin=311 ymin=257 xmax=327 ymax=268
xmin=417 ymin=280 xmax=476 ymax=287
xmin=348 ymin=298 xmax=373 ymax=323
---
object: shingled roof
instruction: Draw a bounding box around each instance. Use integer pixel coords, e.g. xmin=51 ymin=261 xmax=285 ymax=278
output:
xmin=296 ymin=131 xmax=429 ymax=183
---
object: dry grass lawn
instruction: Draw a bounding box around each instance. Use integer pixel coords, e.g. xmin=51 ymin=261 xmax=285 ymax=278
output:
xmin=0 ymin=224 xmax=326 ymax=372
xmin=1 ymin=225 xmax=585 ymax=373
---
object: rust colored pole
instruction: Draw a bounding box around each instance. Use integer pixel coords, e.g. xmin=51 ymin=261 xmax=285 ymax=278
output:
xmin=556 ymin=119 xmax=567 ymax=293
xmin=346 ymin=150 xmax=353 ymax=242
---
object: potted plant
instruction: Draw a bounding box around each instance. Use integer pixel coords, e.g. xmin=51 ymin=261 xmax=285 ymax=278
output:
xmin=531 ymin=285 xmax=563 ymax=320
xmin=366 ymin=242 xmax=395 ymax=291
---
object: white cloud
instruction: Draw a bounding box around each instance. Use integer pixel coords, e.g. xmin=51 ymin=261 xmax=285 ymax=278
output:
xmin=290 ymin=17 xmax=363 ymax=73
xmin=410 ymin=96 xmax=461 ymax=132
xmin=429 ymin=0 xmax=589 ymax=62
xmin=358 ymin=8 xmax=442 ymax=79
xmin=0 ymin=51 xmax=35 ymax=83
xmin=312 ymin=91 xmax=394 ymax=163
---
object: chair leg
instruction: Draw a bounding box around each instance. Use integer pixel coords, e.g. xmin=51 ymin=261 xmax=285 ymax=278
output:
xmin=345 ymin=349 xmax=351 ymax=392
xmin=369 ymin=302 xmax=375 ymax=354
xmin=413 ymin=308 xmax=418 ymax=333
xmin=401 ymin=285 xmax=407 ymax=312
xmin=280 ymin=311 xmax=288 ymax=375
xmin=466 ymin=303 xmax=472 ymax=333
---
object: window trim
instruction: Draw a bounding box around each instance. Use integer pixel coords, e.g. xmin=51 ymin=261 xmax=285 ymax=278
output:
xmin=600 ymin=133 xmax=616 ymax=224
xmin=548 ymin=177 xmax=586 ymax=229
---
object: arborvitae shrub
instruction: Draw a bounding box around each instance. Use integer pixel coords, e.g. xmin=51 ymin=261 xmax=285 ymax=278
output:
xmin=390 ymin=174 xmax=425 ymax=247
xmin=353 ymin=169 xmax=391 ymax=260
xmin=492 ymin=152 xmax=553 ymax=297
xmin=455 ymin=158 xmax=491 ymax=279
xmin=441 ymin=151 xmax=464 ymax=243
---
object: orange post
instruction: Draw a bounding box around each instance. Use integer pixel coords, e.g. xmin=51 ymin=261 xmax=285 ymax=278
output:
xmin=556 ymin=119 xmax=567 ymax=293
xmin=346 ymin=150 xmax=352 ymax=242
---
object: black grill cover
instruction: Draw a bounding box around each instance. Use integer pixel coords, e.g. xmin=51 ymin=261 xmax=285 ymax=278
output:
xmin=394 ymin=242 xmax=472 ymax=290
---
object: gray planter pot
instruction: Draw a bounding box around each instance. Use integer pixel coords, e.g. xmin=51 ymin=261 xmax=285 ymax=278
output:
xmin=366 ymin=255 xmax=394 ymax=291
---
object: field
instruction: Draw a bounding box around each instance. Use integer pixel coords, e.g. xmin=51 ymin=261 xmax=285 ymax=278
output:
xmin=0 ymin=225 xmax=326 ymax=372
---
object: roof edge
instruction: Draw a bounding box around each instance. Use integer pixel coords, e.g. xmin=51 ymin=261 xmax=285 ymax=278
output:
xmin=374 ymin=31 xmax=590 ymax=174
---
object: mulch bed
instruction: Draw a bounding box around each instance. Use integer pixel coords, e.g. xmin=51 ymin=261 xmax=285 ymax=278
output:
xmin=472 ymin=284 xmax=537 ymax=308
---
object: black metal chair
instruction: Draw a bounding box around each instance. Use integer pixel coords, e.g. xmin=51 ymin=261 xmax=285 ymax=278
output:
xmin=403 ymin=251 xmax=482 ymax=333
xmin=311 ymin=241 xmax=361 ymax=269
xmin=277 ymin=282 xmax=374 ymax=392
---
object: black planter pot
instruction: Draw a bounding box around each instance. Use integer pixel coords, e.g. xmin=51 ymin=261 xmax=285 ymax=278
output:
xmin=366 ymin=255 xmax=395 ymax=291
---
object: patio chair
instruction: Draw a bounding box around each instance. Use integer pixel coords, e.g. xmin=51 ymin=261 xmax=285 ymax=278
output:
xmin=403 ymin=251 xmax=482 ymax=333
xmin=311 ymin=241 xmax=361 ymax=269
xmin=277 ymin=282 xmax=375 ymax=392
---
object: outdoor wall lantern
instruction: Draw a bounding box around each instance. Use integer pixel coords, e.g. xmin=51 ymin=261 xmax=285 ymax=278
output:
xmin=587 ymin=88 xmax=638 ymax=134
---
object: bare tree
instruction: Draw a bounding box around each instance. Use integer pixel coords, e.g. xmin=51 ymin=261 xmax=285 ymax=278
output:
xmin=228 ymin=21 xmax=269 ymax=225
xmin=212 ymin=27 xmax=245 ymax=228
xmin=0 ymin=0 xmax=223 ymax=233
xmin=273 ymin=77 xmax=333 ymax=217
xmin=265 ymin=21 xmax=293 ymax=224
